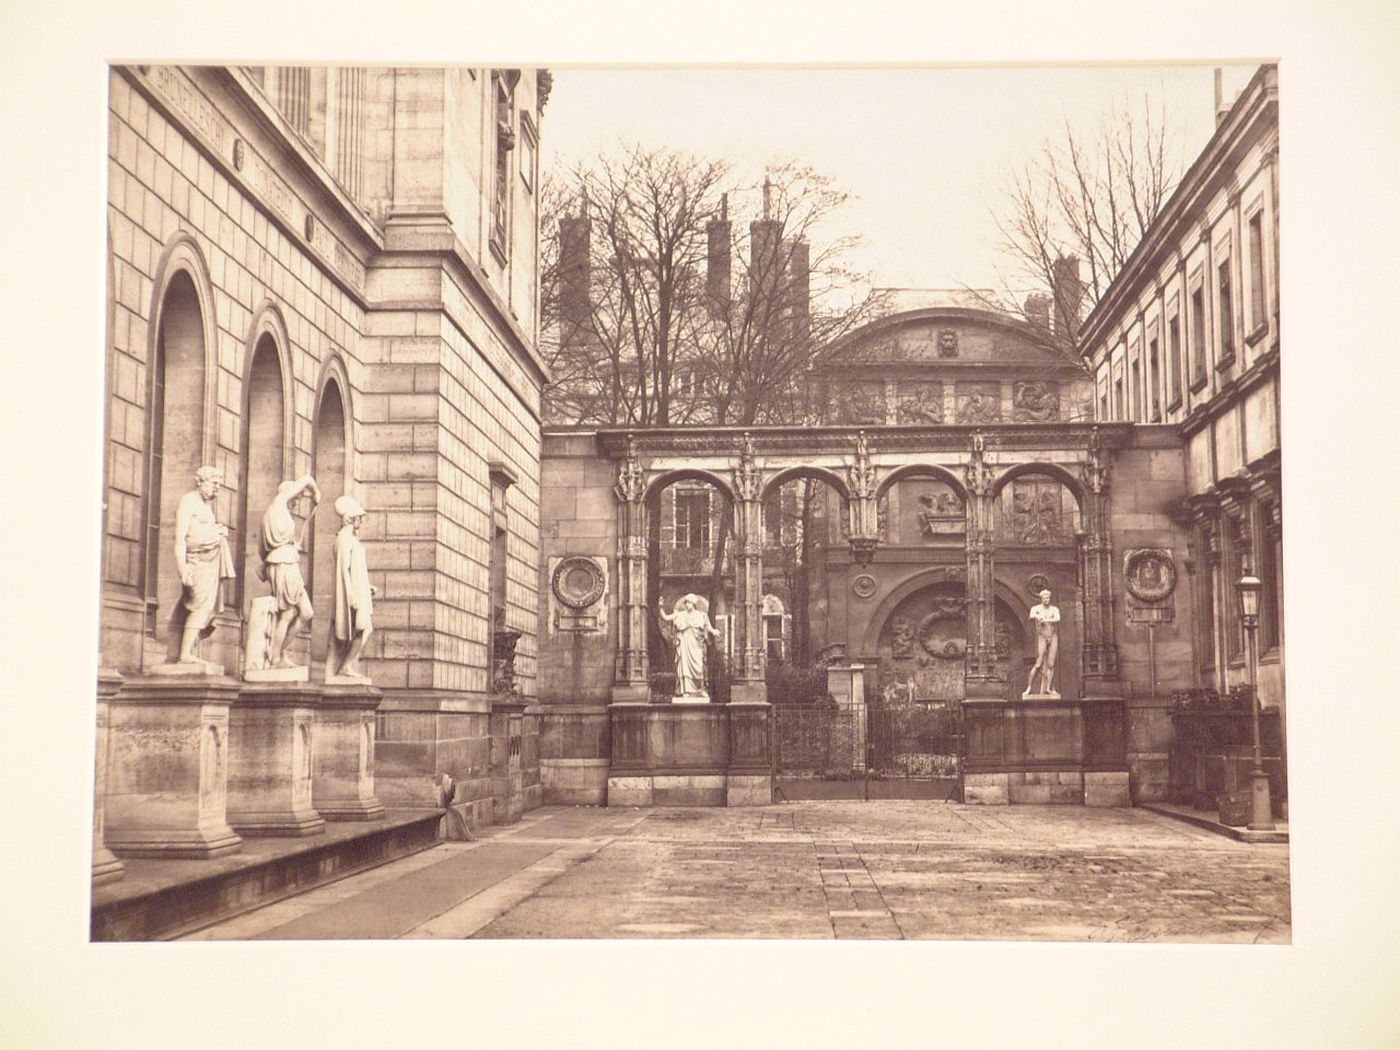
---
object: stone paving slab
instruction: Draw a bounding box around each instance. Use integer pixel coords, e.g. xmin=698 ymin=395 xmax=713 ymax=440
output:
xmin=186 ymin=802 xmax=1291 ymax=944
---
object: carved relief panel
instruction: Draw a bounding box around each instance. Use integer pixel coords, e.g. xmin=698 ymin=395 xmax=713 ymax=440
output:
xmin=998 ymin=477 xmax=1078 ymax=546
xmin=896 ymin=381 xmax=944 ymax=424
xmin=955 ymin=381 xmax=1002 ymax=424
xmin=1012 ymin=381 xmax=1061 ymax=422
xmin=832 ymin=381 xmax=887 ymax=425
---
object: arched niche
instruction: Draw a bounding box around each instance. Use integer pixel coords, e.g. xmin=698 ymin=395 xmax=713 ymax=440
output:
xmin=762 ymin=469 xmax=848 ymax=665
xmin=237 ymin=332 xmax=289 ymax=612
xmin=645 ymin=473 xmax=735 ymax=696
xmin=874 ymin=463 xmax=967 ymax=503
xmin=143 ymin=266 xmax=212 ymax=650
xmin=310 ymin=366 xmax=351 ymax=674
xmin=992 ymin=467 xmax=1083 ymax=547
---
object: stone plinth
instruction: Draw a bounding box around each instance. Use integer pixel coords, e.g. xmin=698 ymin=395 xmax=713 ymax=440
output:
xmin=226 ymin=682 xmax=325 ymax=837
xmin=314 ymin=681 xmax=385 ymax=821
xmin=606 ymin=703 xmax=773 ymax=807
xmin=105 ymin=674 xmax=243 ymax=859
xmin=962 ymin=696 xmax=1128 ymax=806
xmin=92 ymin=670 xmax=125 ymax=884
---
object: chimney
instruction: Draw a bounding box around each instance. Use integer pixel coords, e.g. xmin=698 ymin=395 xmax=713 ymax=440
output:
xmin=1051 ymin=255 xmax=1084 ymax=344
xmin=786 ymin=238 xmax=810 ymax=342
xmin=749 ymin=175 xmax=781 ymax=295
xmin=1023 ymin=293 xmax=1051 ymax=330
xmin=558 ymin=194 xmax=592 ymax=343
xmin=1213 ymin=68 xmax=1231 ymax=127
xmin=706 ymin=193 xmax=732 ymax=310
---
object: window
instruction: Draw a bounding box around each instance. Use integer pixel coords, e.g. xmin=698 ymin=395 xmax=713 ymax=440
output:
xmin=1148 ymin=338 xmax=1161 ymax=421
xmin=1258 ymin=503 xmax=1281 ymax=651
xmin=1190 ymin=286 xmax=1207 ymax=389
xmin=1248 ymin=211 xmax=1267 ymax=333
xmin=1216 ymin=259 xmax=1235 ymax=366
xmin=1099 ymin=392 xmax=1109 ymax=421
xmin=1131 ymin=358 xmax=1142 ymax=421
xmin=490 ymin=72 xmax=517 ymax=260
xmin=1168 ymin=316 xmax=1183 ymax=408
xmin=519 ymin=112 xmax=537 ymax=194
xmin=1115 ymin=376 xmax=1125 ymax=420
xmin=674 ymin=490 xmax=711 ymax=551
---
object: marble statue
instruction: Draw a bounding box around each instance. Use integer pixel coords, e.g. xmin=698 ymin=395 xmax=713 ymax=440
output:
xmin=328 ymin=495 xmax=376 ymax=681
xmin=658 ymin=594 xmax=720 ymax=699
xmin=259 ymin=474 xmax=321 ymax=670
xmin=169 ymin=466 xmax=236 ymax=664
xmin=1023 ymin=589 xmax=1061 ymax=697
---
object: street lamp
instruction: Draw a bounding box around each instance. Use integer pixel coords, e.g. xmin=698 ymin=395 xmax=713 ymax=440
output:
xmin=1237 ymin=570 xmax=1275 ymax=831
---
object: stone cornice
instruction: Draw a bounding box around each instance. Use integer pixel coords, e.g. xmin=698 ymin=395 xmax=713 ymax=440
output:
xmin=1179 ymin=347 xmax=1279 ymax=440
xmin=588 ymin=422 xmax=1135 ymax=458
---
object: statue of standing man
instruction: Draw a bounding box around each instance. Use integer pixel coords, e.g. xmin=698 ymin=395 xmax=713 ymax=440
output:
xmin=1023 ymin=588 xmax=1061 ymax=697
xmin=169 ymin=466 xmax=236 ymax=665
xmin=328 ymin=495 xmax=375 ymax=681
xmin=260 ymin=474 xmax=321 ymax=670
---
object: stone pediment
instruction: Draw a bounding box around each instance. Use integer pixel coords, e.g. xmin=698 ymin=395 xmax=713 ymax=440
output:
xmin=825 ymin=307 xmax=1078 ymax=372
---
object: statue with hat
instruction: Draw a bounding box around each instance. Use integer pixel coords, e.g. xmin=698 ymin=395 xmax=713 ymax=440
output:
xmin=328 ymin=494 xmax=376 ymax=681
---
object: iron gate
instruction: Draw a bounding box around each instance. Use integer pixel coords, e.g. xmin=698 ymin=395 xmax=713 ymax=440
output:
xmin=772 ymin=701 xmax=963 ymax=800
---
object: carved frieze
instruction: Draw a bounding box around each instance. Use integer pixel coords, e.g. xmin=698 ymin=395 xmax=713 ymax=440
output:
xmin=833 ymin=382 xmax=886 ymax=425
xmin=1012 ymin=381 xmax=1060 ymax=422
xmin=897 ymin=381 xmax=944 ymax=424
xmin=956 ymin=382 xmax=1001 ymax=425
xmin=916 ymin=484 xmax=964 ymax=537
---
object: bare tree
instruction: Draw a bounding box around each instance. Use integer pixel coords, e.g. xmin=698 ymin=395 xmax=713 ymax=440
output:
xmin=986 ymin=97 xmax=1181 ymax=355
xmin=541 ymin=147 xmax=876 ymax=427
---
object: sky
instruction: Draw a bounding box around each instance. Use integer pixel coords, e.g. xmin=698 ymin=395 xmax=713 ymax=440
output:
xmin=541 ymin=64 xmax=1259 ymax=301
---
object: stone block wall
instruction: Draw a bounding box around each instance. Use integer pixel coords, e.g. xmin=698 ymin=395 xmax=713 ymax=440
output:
xmin=1109 ymin=429 xmax=1191 ymax=801
xmin=535 ymin=431 xmax=615 ymax=803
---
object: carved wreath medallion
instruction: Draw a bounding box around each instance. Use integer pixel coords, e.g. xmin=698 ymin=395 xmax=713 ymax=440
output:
xmin=1123 ymin=548 xmax=1177 ymax=602
xmin=851 ymin=574 xmax=877 ymax=600
xmin=551 ymin=556 xmax=606 ymax=609
xmin=1027 ymin=572 xmax=1052 ymax=595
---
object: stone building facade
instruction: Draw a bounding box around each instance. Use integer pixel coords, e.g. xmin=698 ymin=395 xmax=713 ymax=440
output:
xmin=1080 ymin=64 xmax=1284 ymax=808
xmin=94 ymin=65 xmax=549 ymax=884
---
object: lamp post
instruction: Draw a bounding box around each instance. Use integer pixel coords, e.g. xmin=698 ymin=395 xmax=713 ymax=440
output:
xmin=1237 ymin=570 xmax=1275 ymax=831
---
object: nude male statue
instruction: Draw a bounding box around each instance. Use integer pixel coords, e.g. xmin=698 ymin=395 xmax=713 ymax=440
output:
xmin=168 ymin=466 xmax=236 ymax=664
xmin=260 ymin=474 xmax=321 ymax=669
xmin=1022 ymin=588 xmax=1061 ymax=697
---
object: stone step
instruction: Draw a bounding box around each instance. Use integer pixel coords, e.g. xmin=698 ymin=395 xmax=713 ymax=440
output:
xmin=90 ymin=809 xmax=442 ymax=941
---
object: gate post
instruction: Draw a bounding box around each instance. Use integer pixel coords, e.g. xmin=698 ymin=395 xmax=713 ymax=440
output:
xmin=963 ymin=430 xmax=1001 ymax=699
xmin=612 ymin=435 xmax=650 ymax=702
xmin=730 ymin=433 xmax=767 ymax=703
xmin=1079 ymin=427 xmax=1122 ymax=697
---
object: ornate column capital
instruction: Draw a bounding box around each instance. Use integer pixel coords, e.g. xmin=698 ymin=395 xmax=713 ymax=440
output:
xmin=614 ymin=432 xmax=645 ymax=504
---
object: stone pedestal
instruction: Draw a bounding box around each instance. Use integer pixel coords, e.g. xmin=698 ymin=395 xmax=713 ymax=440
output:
xmin=314 ymin=681 xmax=385 ymax=821
xmin=962 ymin=696 xmax=1129 ymax=807
xmin=226 ymin=682 xmax=325 ymax=837
xmin=607 ymin=702 xmax=773 ymax=807
xmin=91 ymin=671 xmax=125 ymax=884
xmin=105 ymin=674 xmax=243 ymax=859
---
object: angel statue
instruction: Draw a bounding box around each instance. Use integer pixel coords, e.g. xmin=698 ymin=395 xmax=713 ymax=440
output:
xmin=658 ymin=593 xmax=721 ymax=701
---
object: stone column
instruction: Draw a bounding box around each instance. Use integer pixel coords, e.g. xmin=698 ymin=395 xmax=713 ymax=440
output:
xmin=92 ymin=670 xmax=125 ymax=884
xmin=963 ymin=431 xmax=1000 ymax=699
xmin=611 ymin=435 xmax=650 ymax=702
xmin=1078 ymin=428 xmax=1121 ymax=697
xmin=314 ymin=681 xmax=385 ymax=820
xmin=226 ymin=681 xmax=326 ymax=836
xmin=730 ymin=433 xmax=767 ymax=703
xmin=105 ymin=671 xmax=243 ymax=859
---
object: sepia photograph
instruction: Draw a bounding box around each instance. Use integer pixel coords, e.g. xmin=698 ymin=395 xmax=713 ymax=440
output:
xmin=2 ymin=2 xmax=1397 ymax=1047
xmin=88 ymin=59 xmax=1290 ymax=946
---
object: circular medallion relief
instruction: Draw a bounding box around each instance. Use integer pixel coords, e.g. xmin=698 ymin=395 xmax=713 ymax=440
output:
xmin=232 ymin=138 xmax=245 ymax=171
xmin=1124 ymin=549 xmax=1177 ymax=602
xmin=303 ymin=214 xmax=316 ymax=241
xmin=552 ymin=557 xmax=606 ymax=609
xmin=1027 ymin=573 xmax=1052 ymax=595
xmin=851 ymin=574 xmax=877 ymax=600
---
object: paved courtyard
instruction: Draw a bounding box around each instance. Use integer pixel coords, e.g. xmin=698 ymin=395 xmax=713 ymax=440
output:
xmin=183 ymin=802 xmax=1290 ymax=943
